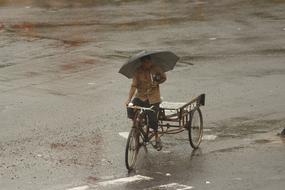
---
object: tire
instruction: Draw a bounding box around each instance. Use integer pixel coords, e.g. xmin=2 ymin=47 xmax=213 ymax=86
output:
xmin=125 ymin=128 xmax=139 ymax=170
xmin=188 ymin=108 xmax=203 ymax=149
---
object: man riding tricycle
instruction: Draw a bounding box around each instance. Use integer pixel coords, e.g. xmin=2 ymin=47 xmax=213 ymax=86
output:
xmin=119 ymin=50 xmax=205 ymax=170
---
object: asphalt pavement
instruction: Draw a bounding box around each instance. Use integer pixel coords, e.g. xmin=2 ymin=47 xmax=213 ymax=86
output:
xmin=0 ymin=0 xmax=285 ymax=189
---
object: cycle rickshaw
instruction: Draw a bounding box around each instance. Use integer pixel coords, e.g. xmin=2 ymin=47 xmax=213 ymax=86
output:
xmin=125 ymin=93 xmax=205 ymax=170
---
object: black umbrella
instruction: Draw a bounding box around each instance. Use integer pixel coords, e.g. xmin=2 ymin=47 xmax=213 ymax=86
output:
xmin=119 ymin=50 xmax=179 ymax=78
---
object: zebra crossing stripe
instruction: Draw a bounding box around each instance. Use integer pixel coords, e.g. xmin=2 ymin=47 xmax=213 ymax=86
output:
xmin=98 ymin=175 xmax=153 ymax=186
xmin=145 ymin=183 xmax=193 ymax=190
xmin=119 ymin=132 xmax=129 ymax=139
xmin=66 ymin=185 xmax=89 ymax=190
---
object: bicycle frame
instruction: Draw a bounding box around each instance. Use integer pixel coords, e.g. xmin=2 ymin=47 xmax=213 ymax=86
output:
xmin=129 ymin=105 xmax=156 ymax=143
xmin=127 ymin=93 xmax=205 ymax=141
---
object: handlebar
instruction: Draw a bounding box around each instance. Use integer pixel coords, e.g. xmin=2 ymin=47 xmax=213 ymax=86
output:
xmin=127 ymin=103 xmax=155 ymax=112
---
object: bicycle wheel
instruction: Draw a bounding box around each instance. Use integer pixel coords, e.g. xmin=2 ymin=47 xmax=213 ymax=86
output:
xmin=188 ymin=108 xmax=203 ymax=149
xmin=125 ymin=128 xmax=139 ymax=170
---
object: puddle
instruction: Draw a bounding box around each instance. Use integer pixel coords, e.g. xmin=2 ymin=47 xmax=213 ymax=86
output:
xmin=254 ymin=139 xmax=272 ymax=144
xmin=203 ymin=135 xmax=217 ymax=141
xmin=259 ymin=48 xmax=285 ymax=55
xmin=213 ymin=117 xmax=285 ymax=138
xmin=46 ymin=90 xmax=67 ymax=96
xmin=24 ymin=71 xmax=41 ymax=77
xmin=213 ymin=146 xmax=245 ymax=153
xmin=0 ymin=64 xmax=12 ymax=69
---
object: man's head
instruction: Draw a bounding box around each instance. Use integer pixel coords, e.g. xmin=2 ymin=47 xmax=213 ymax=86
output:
xmin=140 ymin=55 xmax=152 ymax=70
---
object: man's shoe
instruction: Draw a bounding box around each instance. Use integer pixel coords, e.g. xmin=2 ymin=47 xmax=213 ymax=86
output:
xmin=154 ymin=140 xmax=163 ymax=151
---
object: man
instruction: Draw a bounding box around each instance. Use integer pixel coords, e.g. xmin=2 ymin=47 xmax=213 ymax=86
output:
xmin=125 ymin=55 xmax=166 ymax=150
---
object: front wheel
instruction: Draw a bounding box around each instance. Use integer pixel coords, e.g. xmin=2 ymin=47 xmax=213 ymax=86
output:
xmin=125 ymin=128 xmax=140 ymax=170
xmin=188 ymin=108 xmax=203 ymax=149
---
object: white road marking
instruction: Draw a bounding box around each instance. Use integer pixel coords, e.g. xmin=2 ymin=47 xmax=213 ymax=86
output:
xmin=119 ymin=132 xmax=129 ymax=139
xmin=66 ymin=177 xmax=195 ymax=190
xmin=202 ymin=135 xmax=217 ymax=140
xmin=66 ymin=185 xmax=89 ymax=190
xmin=67 ymin=175 xmax=152 ymax=189
xmin=98 ymin=175 xmax=153 ymax=186
xmin=146 ymin=183 xmax=193 ymax=190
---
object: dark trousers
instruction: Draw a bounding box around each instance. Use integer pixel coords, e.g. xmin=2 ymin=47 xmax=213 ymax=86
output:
xmin=132 ymin=98 xmax=160 ymax=132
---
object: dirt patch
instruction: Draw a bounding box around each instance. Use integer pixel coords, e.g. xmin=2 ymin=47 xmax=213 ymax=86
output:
xmin=47 ymin=132 xmax=104 ymax=167
xmin=50 ymin=133 xmax=102 ymax=151
xmin=59 ymin=59 xmax=97 ymax=72
xmin=50 ymin=142 xmax=77 ymax=149
xmin=6 ymin=22 xmax=88 ymax=47
xmin=60 ymin=63 xmax=78 ymax=71
xmin=104 ymin=17 xmax=191 ymax=31
xmin=11 ymin=22 xmax=34 ymax=32
xmin=62 ymin=39 xmax=86 ymax=47
xmin=81 ymin=59 xmax=97 ymax=65
xmin=87 ymin=176 xmax=98 ymax=183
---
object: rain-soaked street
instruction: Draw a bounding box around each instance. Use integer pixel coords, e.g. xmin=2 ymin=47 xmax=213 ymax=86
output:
xmin=0 ymin=0 xmax=285 ymax=189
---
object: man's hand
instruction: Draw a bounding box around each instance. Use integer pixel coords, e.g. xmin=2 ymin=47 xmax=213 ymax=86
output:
xmin=152 ymin=81 xmax=159 ymax=87
xmin=125 ymin=99 xmax=131 ymax=107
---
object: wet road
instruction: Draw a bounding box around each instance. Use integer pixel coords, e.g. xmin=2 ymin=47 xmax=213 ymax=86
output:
xmin=0 ymin=0 xmax=285 ymax=189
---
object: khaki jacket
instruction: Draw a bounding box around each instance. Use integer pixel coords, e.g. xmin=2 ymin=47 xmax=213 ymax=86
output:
xmin=131 ymin=66 xmax=166 ymax=104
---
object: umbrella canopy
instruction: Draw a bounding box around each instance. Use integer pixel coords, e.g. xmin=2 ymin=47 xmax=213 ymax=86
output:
xmin=119 ymin=50 xmax=179 ymax=78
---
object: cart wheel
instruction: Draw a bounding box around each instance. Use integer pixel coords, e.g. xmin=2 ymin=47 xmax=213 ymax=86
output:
xmin=125 ymin=128 xmax=140 ymax=170
xmin=188 ymin=108 xmax=203 ymax=149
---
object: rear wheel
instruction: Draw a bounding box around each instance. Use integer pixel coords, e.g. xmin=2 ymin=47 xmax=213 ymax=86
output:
xmin=188 ymin=108 xmax=203 ymax=149
xmin=125 ymin=128 xmax=139 ymax=170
